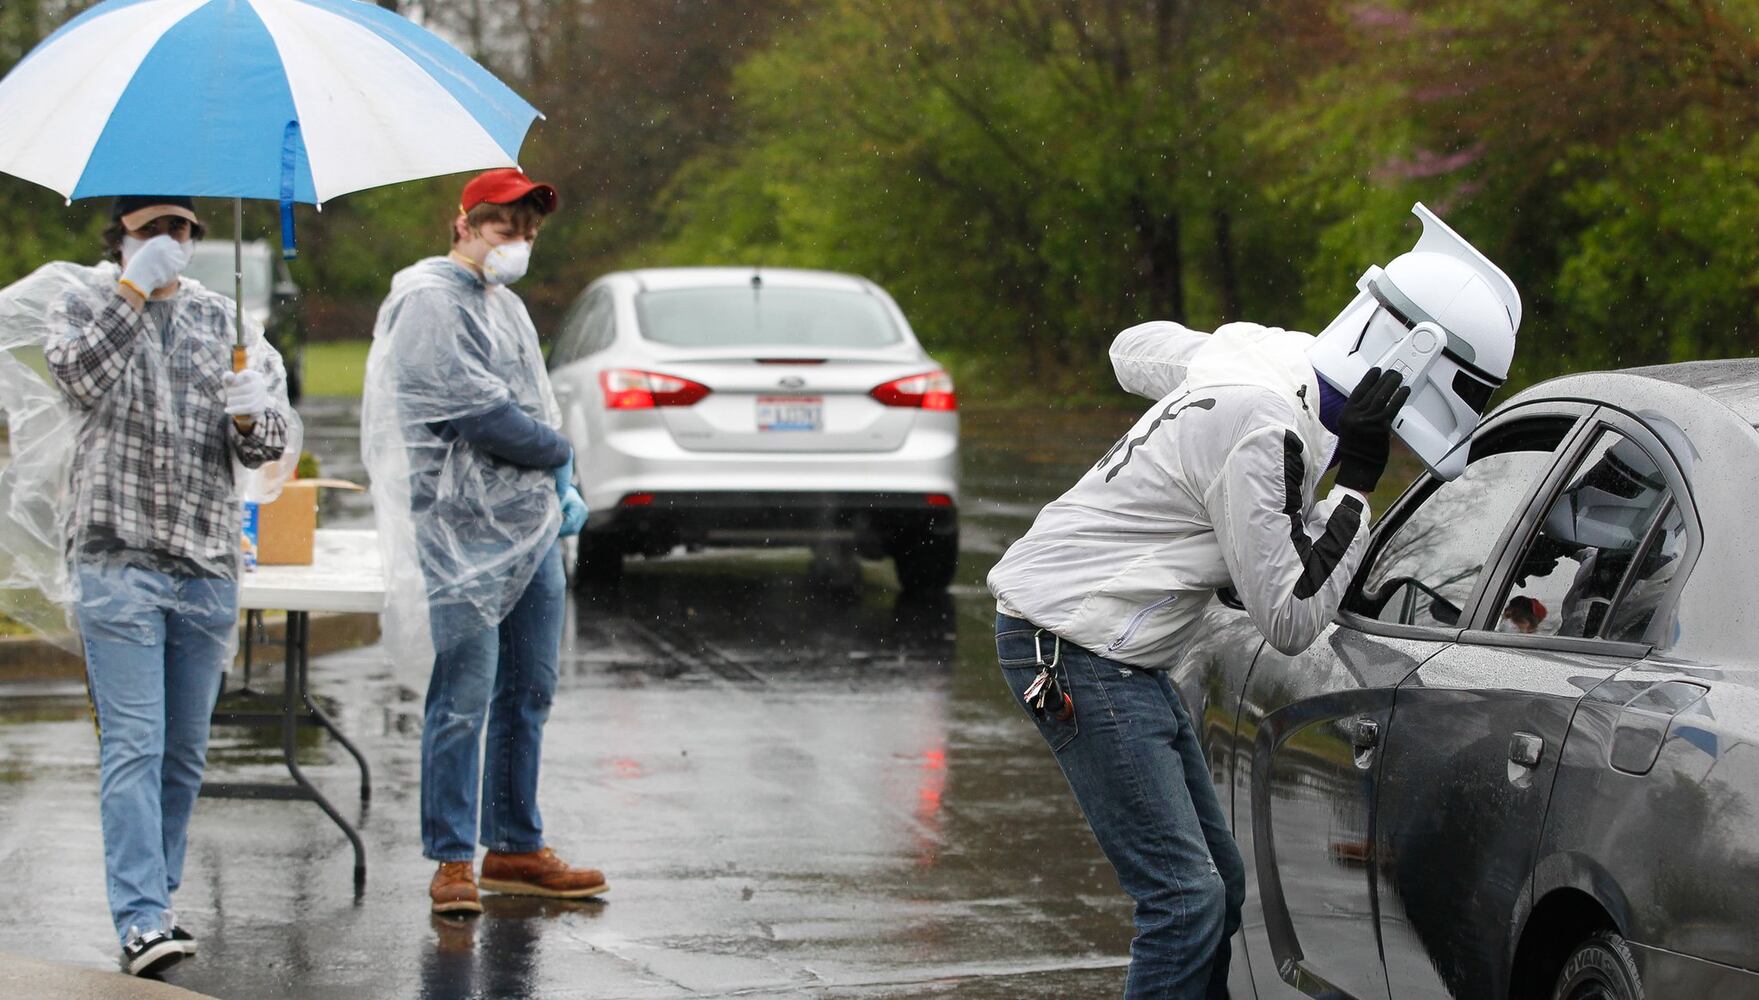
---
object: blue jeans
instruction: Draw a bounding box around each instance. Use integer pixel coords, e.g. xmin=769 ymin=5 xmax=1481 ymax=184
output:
xmin=77 ymin=564 xmax=236 ymax=946
xmin=997 ymin=614 xmax=1245 ymax=999
xmin=421 ymin=542 xmax=564 ymax=861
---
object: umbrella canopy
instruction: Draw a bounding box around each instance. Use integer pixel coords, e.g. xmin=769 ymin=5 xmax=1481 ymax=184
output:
xmin=0 ymin=0 xmax=540 ymax=206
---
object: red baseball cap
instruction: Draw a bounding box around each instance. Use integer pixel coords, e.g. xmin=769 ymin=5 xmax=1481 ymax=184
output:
xmin=460 ymin=168 xmax=559 ymax=215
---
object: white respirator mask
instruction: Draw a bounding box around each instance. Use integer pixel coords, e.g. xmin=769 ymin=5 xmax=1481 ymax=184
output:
xmin=481 ymin=240 xmax=531 ymax=286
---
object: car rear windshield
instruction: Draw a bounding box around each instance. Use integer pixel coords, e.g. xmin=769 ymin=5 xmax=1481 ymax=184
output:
xmin=635 ymin=287 xmax=902 ymax=348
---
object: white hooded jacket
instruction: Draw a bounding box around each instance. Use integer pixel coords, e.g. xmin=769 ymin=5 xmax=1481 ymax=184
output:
xmin=987 ymin=320 xmax=1372 ymax=666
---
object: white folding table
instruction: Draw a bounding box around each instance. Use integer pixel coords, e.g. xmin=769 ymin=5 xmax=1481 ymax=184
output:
xmin=204 ymin=528 xmax=384 ymax=891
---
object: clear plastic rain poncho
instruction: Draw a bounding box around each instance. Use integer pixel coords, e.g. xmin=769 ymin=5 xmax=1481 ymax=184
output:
xmin=0 ymin=260 xmax=300 ymax=652
xmin=361 ymin=257 xmax=562 ymax=679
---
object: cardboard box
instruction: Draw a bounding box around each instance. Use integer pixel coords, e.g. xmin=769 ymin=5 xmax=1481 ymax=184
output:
xmin=256 ymin=478 xmax=363 ymax=566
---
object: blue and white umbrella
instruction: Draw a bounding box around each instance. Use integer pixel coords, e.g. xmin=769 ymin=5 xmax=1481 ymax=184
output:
xmin=0 ymin=0 xmax=540 ymax=209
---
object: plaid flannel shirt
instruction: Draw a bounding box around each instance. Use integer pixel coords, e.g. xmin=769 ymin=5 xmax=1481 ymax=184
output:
xmin=45 ymin=287 xmax=288 ymax=578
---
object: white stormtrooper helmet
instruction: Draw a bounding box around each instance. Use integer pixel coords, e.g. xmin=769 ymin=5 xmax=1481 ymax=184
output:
xmin=1545 ymin=414 xmax=1695 ymax=552
xmin=1308 ymin=203 xmax=1521 ymax=480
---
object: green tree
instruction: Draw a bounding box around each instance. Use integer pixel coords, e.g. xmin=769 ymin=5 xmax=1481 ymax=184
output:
xmin=0 ymin=0 xmax=109 ymax=283
xmin=1271 ymin=0 xmax=1759 ymax=381
xmin=646 ymin=0 xmax=1324 ymax=400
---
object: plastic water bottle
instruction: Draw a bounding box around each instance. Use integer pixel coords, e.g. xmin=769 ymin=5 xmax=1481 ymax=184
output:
xmin=241 ymin=501 xmax=259 ymax=572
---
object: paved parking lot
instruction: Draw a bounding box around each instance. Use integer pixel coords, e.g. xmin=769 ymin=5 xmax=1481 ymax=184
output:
xmin=0 ymin=405 xmax=1151 ymax=999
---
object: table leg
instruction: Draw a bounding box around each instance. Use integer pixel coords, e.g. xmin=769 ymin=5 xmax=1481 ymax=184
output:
xmin=293 ymin=612 xmax=374 ymax=804
xmin=280 ymin=612 xmax=367 ymax=891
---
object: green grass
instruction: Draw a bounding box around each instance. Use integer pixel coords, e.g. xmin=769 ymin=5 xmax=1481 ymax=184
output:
xmin=302 ymin=340 xmax=372 ymax=398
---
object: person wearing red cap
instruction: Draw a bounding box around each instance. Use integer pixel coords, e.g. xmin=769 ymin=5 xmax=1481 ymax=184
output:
xmin=361 ymin=168 xmax=600 ymax=916
xmin=1501 ymin=595 xmax=1548 ymax=634
xmin=453 ymin=167 xmax=560 ymax=286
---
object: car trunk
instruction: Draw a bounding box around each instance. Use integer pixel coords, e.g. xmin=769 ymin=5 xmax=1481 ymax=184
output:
xmin=646 ymin=346 xmax=934 ymax=453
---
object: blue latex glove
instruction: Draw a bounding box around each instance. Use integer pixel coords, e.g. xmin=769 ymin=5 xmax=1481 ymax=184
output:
xmin=558 ymin=485 xmax=588 ymax=537
xmin=554 ymin=455 xmax=588 ymax=537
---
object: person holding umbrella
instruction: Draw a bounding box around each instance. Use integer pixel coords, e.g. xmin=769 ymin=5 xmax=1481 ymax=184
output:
xmin=0 ymin=0 xmax=585 ymax=959
xmin=362 ymin=168 xmax=598 ymax=916
xmin=39 ymin=195 xmax=293 ymax=976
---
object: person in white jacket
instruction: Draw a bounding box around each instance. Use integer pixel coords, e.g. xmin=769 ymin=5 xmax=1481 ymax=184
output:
xmin=988 ymin=203 xmax=1521 ymax=999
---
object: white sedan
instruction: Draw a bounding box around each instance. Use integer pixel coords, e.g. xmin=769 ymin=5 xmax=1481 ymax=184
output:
xmin=547 ymin=267 xmax=960 ymax=591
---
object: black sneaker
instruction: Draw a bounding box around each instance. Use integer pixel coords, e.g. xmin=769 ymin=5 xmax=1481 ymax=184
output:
xmin=122 ymin=928 xmax=185 ymax=977
xmin=170 ymin=924 xmax=197 ymax=957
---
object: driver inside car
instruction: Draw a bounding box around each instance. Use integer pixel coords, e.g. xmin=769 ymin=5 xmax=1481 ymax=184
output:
xmin=986 ymin=203 xmax=1522 ymax=998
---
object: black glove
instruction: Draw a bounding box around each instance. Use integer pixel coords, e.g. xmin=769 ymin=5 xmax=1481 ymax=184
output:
xmin=1514 ymin=533 xmax=1573 ymax=586
xmin=1334 ymin=367 xmax=1411 ymax=494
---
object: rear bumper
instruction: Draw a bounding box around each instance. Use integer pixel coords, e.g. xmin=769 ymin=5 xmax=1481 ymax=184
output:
xmin=587 ymin=491 xmax=957 ymax=554
xmin=577 ymin=420 xmax=960 ymax=512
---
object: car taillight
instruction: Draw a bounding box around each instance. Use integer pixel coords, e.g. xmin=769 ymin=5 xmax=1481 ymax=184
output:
xmin=871 ymin=371 xmax=957 ymax=411
xmin=600 ymin=369 xmax=711 ymax=409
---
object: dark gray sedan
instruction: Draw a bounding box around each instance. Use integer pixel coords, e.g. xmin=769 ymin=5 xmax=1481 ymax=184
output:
xmin=1173 ymin=360 xmax=1759 ymax=999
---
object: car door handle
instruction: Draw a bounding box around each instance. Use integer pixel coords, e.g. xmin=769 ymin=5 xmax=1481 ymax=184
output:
xmin=1509 ymin=732 xmax=1544 ymax=768
xmin=1352 ymin=718 xmax=1380 ymax=751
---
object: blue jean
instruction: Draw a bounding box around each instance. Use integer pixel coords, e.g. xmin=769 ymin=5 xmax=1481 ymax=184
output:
xmin=421 ymin=542 xmax=564 ymax=861
xmin=77 ymin=564 xmax=236 ymax=946
xmin=997 ymin=614 xmax=1246 ymax=999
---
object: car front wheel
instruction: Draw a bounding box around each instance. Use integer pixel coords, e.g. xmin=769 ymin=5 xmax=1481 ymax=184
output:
xmin=1552 ymin=931 xmax=1644 ymax=1000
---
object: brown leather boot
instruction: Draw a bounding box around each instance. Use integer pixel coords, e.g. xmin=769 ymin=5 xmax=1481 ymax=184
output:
xmin=479 ymin=847 xmax=608 ymax=899
xmin=429 ymin=861 xmax=483 ymax=915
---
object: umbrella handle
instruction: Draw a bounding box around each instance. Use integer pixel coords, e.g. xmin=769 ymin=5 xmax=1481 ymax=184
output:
xmin=232 ymin=345 xmax=255 ymax=436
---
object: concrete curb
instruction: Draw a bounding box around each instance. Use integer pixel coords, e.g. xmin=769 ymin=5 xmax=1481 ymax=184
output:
xmin=0 ymin=953 xmax=218 ymax=999
xmin=0 ymin=612 xmax=380 ymax=685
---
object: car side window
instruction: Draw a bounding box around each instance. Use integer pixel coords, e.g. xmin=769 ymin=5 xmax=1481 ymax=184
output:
xmin=551 ymin=297 xmax=590 ymax=367
xmin=551 ymin=290 xmax=612 ymax=367
xmin=1495 ymin=431 xmax=1676 ymax=640
xmin=1602 ymin=501 xmax=1687 ymax=644
xmin=579 ymin=291 xmax=616 ymax=356
xmin=1353 ymin=444 xmax=1559 ymax=628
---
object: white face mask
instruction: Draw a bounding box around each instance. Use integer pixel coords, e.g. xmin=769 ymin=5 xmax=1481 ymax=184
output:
xmin=121 ymin=235 xmax=195 ymax=273
xmin=481 ymin=240 xmax=531 ymax=286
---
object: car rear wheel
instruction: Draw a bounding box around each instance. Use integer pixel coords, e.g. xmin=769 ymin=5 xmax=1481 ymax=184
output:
xmin=807 ymin=541 xmax=862 ymax=590
xmin=890 ymin=522 xmax=958 ymax=593
xmin=1552 ymin=931 xmax=1644 ymax=1000
xmin=575 ymin=532 xmax=624 ymax=589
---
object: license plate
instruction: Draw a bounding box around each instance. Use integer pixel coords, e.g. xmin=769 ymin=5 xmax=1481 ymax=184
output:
xmin=757 ymin=395 xmax=823 ymax=432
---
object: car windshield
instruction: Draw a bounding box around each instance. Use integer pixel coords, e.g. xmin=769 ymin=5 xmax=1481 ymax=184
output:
xmin=635 ymin=286 xmax=901 ymax=348
xmin=184 ymin=245 xmax=271 ymax=308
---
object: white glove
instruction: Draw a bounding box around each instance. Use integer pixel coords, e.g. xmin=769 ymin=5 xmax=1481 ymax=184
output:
xmin=222 ymin=369 xmax=271 ymax=419
xmin=119 ymin=235 xmax=188 ymax=296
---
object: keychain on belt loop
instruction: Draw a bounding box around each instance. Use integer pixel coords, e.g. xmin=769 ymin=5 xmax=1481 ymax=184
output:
xmin=1022 ymin=629 xmax=1075 ymax=721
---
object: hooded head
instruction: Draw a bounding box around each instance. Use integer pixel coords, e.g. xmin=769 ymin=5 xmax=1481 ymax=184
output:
xmin=1308 ymin=204 xmax=1521 ymax=480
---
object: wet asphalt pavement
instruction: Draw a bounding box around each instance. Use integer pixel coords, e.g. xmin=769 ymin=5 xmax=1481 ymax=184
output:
xmin=0 ymin=400 xmax=1154 ymax=999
